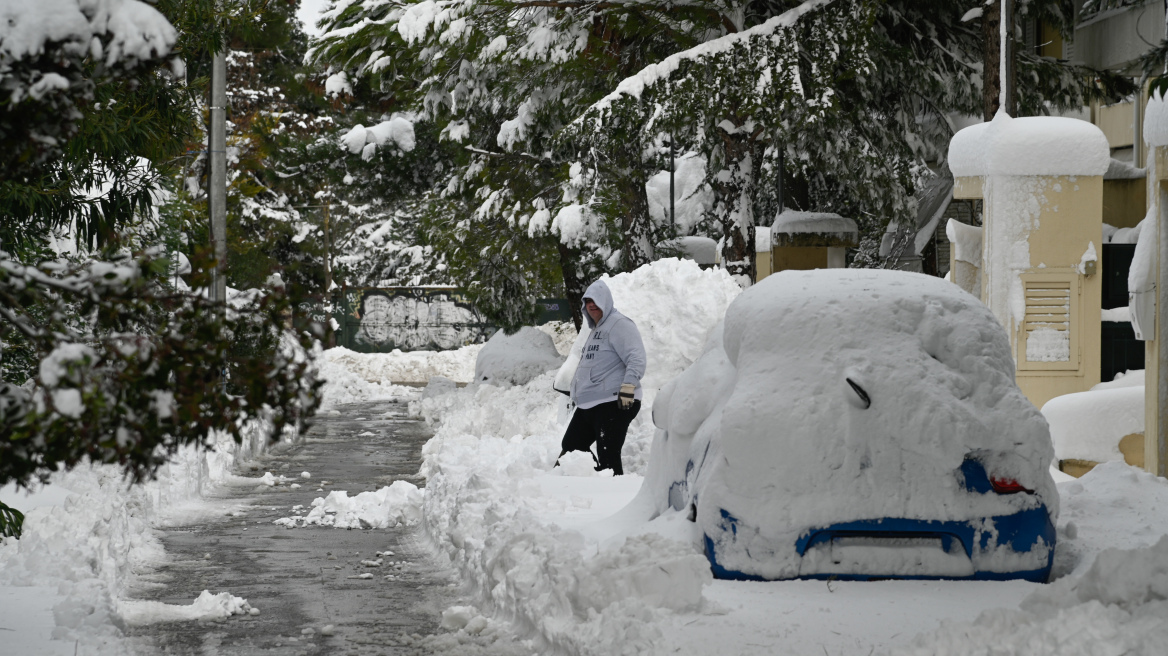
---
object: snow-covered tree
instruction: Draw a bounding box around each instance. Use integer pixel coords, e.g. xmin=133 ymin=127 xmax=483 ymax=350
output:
xmin=313 ymin=0 xmax=1131 ymax=312
xmin=310 ymin=0 xmax=718 ymax=325
xmin=0 ymin=0 xmax=323 ymax=490
xmin=570 ymin=0 xmax=1135 ymax=276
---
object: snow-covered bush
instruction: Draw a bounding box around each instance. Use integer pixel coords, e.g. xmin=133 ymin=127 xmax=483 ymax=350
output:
xmin=0 ymin=251 xmax=321 ymax=488
xmin=473 ymin=327 xmax=564 ymax=387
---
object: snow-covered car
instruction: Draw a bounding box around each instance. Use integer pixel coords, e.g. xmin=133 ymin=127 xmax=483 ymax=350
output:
xmin=645 ymin=269 xmax=1058 ymax=582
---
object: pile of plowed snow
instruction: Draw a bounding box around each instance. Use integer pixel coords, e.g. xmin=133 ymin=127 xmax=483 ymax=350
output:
xmin=317 ymin=344 xmax=481 ymax=406
xmin=410 ymin=258 xmax=740 ymax=653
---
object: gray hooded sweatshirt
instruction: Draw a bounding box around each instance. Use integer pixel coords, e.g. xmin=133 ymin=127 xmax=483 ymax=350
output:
xmin=571 ymin=280 xmax=647 ymax=409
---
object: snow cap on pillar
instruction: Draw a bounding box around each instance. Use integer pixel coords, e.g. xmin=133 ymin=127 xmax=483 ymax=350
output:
xmin=1144 ymin=91 xmax=1168 ymax=147
xmin=948 ymin=112 xmax=1110 ymax=177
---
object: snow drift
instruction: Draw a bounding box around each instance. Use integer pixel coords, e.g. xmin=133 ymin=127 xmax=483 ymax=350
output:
xmin=473 ymin=326 xmax=564 ymax=386
xmin=411 ymin=258 xmax=739 ymax=654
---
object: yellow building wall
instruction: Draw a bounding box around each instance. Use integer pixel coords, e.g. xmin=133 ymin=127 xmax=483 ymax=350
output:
xmin=1011 ymin=175 xmax=1103 ymax=410
xmin=953 ymin=176 xmax=982 ymax=200
xmin=1097 ymin=101 xmax=1135 ymax=149
xmin=755 ymin=250 xmax=773 ymax=282
xmin=1103 ymin=178 xmax=1148 ymax=228
xmin=772 ymin=246 xmax=828 ymax=272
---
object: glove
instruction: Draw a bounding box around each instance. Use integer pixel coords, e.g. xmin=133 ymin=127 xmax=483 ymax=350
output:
xmin=618 ymin=383 xmax=635 ymax=409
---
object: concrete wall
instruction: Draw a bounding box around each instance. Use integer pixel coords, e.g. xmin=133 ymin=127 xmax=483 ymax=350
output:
xmin=772 ymin=246 xmax=828 ymax=272
xmin=1074 ymin=1 xmax=1165 ymax=73
xmin=953 ymin=174 xmax=1103 ymax=410
xmin=1012 ymin=176 xmax=1104 ymax=410
xmin=1104 ymin=177 xmax=1148 ymax=228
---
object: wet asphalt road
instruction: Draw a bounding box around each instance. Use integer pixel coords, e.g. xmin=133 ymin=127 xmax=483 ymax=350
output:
xmin=126 ymin=401 xmax=457 ymax=655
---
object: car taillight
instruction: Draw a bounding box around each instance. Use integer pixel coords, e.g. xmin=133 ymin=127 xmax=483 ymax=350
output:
xmin=990 ymin=477 xmax=1033 ymax=494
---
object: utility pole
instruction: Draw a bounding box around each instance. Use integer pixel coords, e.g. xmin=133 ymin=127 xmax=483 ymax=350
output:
xmin=982 ymin=0 xmax=1015 ymax=119
xmin=1155 ymin=0 xmax=1168 ymax=476
xmin=1001 ymin=0 xmax=1015 ymax=117
xmin=669 ymin=135 xmax=675 ymax=226
xmin=209 ymin=50 xmax=228 ymax=310
xmin=323 ymin=201 xmax=333 ymax=293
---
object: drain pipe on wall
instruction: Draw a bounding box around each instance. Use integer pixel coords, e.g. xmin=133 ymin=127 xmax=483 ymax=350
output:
xmin=1136 ymin=72 xmax=1148 ymax=169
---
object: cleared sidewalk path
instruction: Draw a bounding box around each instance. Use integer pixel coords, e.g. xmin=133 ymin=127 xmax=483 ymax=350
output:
xmin=126 ymin=401 xmax=456 ymax=655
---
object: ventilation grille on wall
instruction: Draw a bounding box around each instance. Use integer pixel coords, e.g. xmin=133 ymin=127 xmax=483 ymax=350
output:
xmin=1019 ymin=274 xmax=1080 ymax=371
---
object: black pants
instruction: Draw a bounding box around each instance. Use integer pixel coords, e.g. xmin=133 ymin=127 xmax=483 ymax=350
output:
xmin=559 ymin=400 xmax=641 ymax=475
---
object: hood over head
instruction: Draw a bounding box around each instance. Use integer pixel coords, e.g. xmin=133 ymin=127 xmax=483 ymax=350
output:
xmin=582 ymin=279 xmax=616 ymax=329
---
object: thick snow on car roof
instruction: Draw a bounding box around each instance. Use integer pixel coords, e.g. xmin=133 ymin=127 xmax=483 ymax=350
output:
xmin=652 ymin=268 xmax=1057 ymax=579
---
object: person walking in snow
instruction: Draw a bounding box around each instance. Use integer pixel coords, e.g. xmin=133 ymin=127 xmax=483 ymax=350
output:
xmin=558 ymin=279 xmax=647 ymax=475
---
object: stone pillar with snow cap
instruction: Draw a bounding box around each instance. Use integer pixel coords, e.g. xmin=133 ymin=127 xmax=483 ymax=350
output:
xmin=948 ymin=112 xmax=1109 ymax=410
xmin=1137 ymin=91 xmax=1168 ymax=476
xmin=769 ymin=210 xmax=858 ymax=273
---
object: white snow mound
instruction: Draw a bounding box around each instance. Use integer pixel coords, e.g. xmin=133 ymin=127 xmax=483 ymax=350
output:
xmin=275 ymin=480 xmax=423 ymax=529
xmin=949 ymin=112 xmax=1110 ymax=177
xmin=473 ymin=326 xmax=564 ymax=386
xmin=119 ymin=590 xmax=254 ymax=625
xmin=317 ymin=344 xmax=480 ymax=407
xmin=601 ymin=257 xmax=742 ymax=391
xmin=1042 ymin=384 xmax=1143 ymax=463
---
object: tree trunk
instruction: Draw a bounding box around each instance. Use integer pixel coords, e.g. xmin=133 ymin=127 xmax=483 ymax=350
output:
xmin=557 ymin=242 xmax=587 ymax=331
xmin=982 ymin=1 xmax=1001 ymax=121
xmin=712 ymin=127 xmax=755 ymax=281
xmin=982 ymin=1 xmax=1015 ymax=119
xmin=619 ymin=173 xmax=654 ymax=272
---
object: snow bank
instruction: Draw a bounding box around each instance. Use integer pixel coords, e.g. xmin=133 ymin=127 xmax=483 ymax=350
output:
xmin=1042 ymin=381 xmax=1143 ymax=463
xmin=651 ymin=268 xmax=1056 ymax=580
xmin=604 ymin=258 xmax=742 ymax=391
xmin=473 ymin=326 xmax=564 ymax=386
xmin=948 ymin=113 xmax=1110 ymax=177
xmin=411 ymin=259 xmax=739 ymax=654
xmin=317 ymin=344 xmax=480 ymax=406
xmin=899 ymin=462 xmax=1168 ymax=655
xmin=0 ymin=420 xmax=282 ymax=652
xmin=275 ymin=480 xmax=423 ymax=529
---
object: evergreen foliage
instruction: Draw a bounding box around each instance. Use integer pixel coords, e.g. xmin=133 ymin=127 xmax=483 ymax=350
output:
xmin=0 ymin=499 xmax=22 ymax=539
xmin=313 ymin=0 xmax=1133 ymax=313
xmin=0 ymin=0 xmax=324 ymax=491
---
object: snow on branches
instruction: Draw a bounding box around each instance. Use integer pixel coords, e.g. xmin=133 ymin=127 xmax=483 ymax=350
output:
xmin=0 ymin=249 xmax=322 ymax=489
xmin=564 ymin=0 xmax=883 ymax=278
xmin=0 ymin=0 xmax=178 ymax=175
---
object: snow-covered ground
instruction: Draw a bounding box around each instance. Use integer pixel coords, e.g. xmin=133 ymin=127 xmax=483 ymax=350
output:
xmin=408 ymin=360 xmax=1168 ymax=655
xmin=6 ymin=258 xmax=1168 ymax=655
xmin=0 ymin=421 xmax=277 ymax=655
xmin=401 ymin=260 xmax=1168 ymax=655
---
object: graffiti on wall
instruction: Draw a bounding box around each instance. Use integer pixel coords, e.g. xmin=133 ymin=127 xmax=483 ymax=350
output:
xmin=340 ymin=288 xmax=491 ymax=352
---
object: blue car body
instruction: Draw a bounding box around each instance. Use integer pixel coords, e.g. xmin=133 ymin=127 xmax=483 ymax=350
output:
xmin=699 ymin=458 xmax=1056 ymax=582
